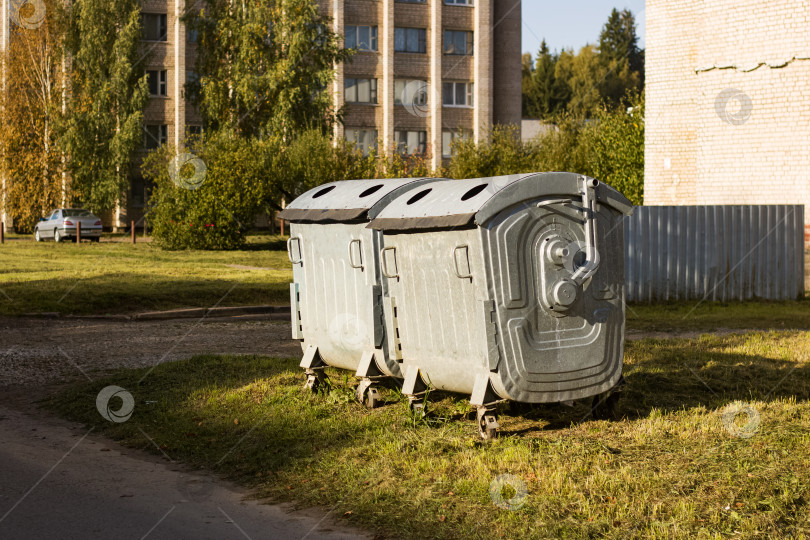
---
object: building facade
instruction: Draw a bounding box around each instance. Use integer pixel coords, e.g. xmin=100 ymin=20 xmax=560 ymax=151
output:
xmin=645 ymin=0 xmax=810 ymax=246
xmin=319 ymin=0 xmax=521 ymax=171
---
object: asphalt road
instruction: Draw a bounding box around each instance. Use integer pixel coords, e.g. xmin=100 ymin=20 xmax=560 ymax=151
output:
xmin=0 ymin=401 xmax=367 ymax=539
xmin=0 ymin=316 xmax=370 ymax=540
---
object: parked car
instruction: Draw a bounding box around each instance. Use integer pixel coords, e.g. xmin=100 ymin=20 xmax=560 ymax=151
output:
xmin=34 ymin=209 xmax=103 ymax=242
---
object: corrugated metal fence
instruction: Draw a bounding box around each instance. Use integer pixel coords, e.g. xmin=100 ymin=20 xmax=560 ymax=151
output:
xmin=624 ymin=205 xmax=805 ymax=302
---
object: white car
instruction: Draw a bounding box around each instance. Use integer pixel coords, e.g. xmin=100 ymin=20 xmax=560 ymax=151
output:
xmin=33 ymin=209 xmax=103 ymax=242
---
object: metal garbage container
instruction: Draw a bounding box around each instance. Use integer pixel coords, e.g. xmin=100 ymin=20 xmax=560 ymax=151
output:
xmin=278 ymin=178 xmax=443 ymax=407
xmin=367 ymin=172 xmax=634 ymax=437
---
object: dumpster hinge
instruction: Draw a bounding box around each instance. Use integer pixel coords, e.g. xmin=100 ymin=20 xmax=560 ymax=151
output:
xmin=290 ymin=283 xmax=303 ymax=340
xmin=385 ymin=296 xmax=403 ymax=361
xmin=372 ymin=284 xmax=384 ymax=348
xmin=482 ymin=300 xmax=500 ymax=371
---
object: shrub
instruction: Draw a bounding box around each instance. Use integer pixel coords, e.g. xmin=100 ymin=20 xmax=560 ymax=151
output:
xmin=143 ymin=134 xmax=280 ymax=250
xmin=579 ymin=93 xmax=644 ymax=204
xmin=446 ymin=93 xmax=644 ymax=204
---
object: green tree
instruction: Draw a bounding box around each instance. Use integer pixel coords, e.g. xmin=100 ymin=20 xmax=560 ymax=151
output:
xmin=523 ymin=40 xmax=565 ymax=120
xmin=560 ymin=45 xmax=606 ymax=118
xmin=521 ymin=52 xmax=534 ymax=117
xmin=0 ymin=0 xmax=68 ymax=232
xmin=446 ymin=94 xmax=644 ymax=205
xmin=597 ymin=8 xmax=643 ymax=107
xmin=447 ymin=125 xmax=537 ymax=179
xmin=61 ymin=0 xmax=148 ymax=212
xmin=186 ymin=0 xmax=350 ymax=139
xmin=580 ymin=92 xmax=644 ymax=205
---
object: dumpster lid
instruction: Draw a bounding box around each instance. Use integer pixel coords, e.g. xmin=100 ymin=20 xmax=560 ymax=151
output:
xmin=278 ymin=178 xmax=443 ymax=223
xmin=367 ymin=172 xmax=634 ymax=231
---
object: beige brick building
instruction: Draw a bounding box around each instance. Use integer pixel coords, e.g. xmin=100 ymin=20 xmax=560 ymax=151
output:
xmin=645 ymin=0 xmax=810 ymax=246
xmin=318 ymin=0 xmax=521 ymax=171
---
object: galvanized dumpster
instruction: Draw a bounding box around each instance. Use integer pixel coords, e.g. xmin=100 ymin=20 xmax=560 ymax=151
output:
xmin=278 ymin=178 xmax=442 ymax=407
xmin=367 ymin=172 xmax=633 ymax=437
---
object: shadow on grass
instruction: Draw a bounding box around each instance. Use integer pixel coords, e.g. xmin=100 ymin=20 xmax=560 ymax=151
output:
xmin=45 ymin=331 xmax=810 ymax=539
xmin=0 ymin=274 xmax=291 ymax=315
xmin=241 ymin=238 xmax=289 ymax=251
xmin=498 ymin=332 xmax=810 ymax=434
xmin=49 ymin=333 xmax=810 ymax=447
xmin=48 ymin=355 xmax=389 ymax=480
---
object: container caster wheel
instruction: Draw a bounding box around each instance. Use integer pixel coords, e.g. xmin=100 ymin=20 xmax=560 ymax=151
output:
xmin=407 ymin=396 xmax=425 ymax=417
xmin=364 ymin=387 xmax=380 ymax=409
xmin=303 ymin=369 xmax=327 ymax=393
xmin=477 ymin=408 xmax=499 ymax=440
xmin=591 ymin=391 xmax=620 ymax=420
xmin=356 ymin=379 xmax=381 ymax=409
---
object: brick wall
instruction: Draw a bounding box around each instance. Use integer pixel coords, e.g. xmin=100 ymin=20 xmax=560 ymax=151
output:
xmin=646 ymin=0 xmax=810 ymax=247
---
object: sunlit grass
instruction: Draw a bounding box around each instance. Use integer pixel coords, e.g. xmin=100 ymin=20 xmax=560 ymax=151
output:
xmin=49 ymin=331 xmax=810 ymax=538
xmin=0 ymin=235 xmax=293 ymax=315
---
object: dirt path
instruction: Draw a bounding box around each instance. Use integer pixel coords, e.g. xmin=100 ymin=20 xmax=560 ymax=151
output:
xmin=0 ymin=316 xmax=302 ymax=387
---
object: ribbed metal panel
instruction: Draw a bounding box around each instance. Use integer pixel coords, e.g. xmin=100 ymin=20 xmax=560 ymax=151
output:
xmin=625 ymin=205 xmax=805 ymax=302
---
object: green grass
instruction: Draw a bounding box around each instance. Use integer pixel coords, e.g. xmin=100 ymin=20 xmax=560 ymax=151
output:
xmin=49 ymin=331 xmax=810 ymax=538
xmin=3 ymin=233 xmax=808 ymax=333
xmin=627 ymin=299 xmax=810 ymax=333
xmin=0 ymin=235 xmax=293 ymax=315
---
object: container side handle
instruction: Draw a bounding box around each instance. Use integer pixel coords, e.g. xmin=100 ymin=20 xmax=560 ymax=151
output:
xmin=452 ymin=244 xmax=472 ymax=280
xmin=380 ymin=246 xmax=399 ymax=279
xmin=287 ymin=236 xmax=303 ymax=265
xmin=348 ymin=239 xmax=364 ymax=270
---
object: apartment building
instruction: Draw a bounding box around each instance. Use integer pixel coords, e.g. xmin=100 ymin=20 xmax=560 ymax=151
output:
xmin=0 ymin=0 xmax=521 ymax=228
xmin=319 ymin=0 xmax=522 ymax=170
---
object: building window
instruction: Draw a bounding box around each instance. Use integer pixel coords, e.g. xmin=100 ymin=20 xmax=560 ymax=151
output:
xmin=445 ymin=0 xmax=473 ymax=5
xmin=394 ymin=130 xmax=427 ymax=155
xmin=394 ymin=79 xmax=428 ymax=107
xmin=443 ymin=30 xmax=473 ymax=55
xmin=147 ymin=70 xmax=167 ymax=97
xmin=345 ymin=128 xmax=378 ymax=156
xmin=143 ymin=124 xmax=168 ymax=149
xmin=186 ymin=125 xmax=203 ymax=149
xmin=442 ymin=129 xmax=471 ymax=157
xmin=442 ymin=81 xmax=473 ymax=107
xmin=187 ymin=28 xmax=199 ymax=44
xmin=345 ymin=25 xmax=378 ymax=52
xmin=143 ymin=14 xmax=167 ymax=42
xmin=394 ymin=27 xmax=427 ymax=53
xmin=345 ymin=78 xmax=378 ymax=104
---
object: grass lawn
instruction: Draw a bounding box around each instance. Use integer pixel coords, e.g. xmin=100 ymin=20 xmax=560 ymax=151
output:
xmin=3 ymin=233 xmax=809 ymax=333
xmin=49 ymin=331 xmax=810 ymax=538
xmin=627 ymin=299 xmax=810 ymax=333
xmin=0 ymin=235 xmax=293 ymax=315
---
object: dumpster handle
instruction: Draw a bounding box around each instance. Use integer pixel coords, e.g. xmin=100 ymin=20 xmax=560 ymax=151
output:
xmin=380 ymin=246 xmax=399 ymax=279
xmin=452 ymin=245 xmax=472 ymax=280
xmin=570 ymin=178 xmax=600 ymax=285
xmin=287 ymin=237 xmax=303 ymax=265
xmin=348 ymin=239 xmax=363 ymax=270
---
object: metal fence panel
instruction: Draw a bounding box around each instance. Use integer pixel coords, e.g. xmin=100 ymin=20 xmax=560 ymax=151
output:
xmin=624 ymin=205 xmax=805 ymax=302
